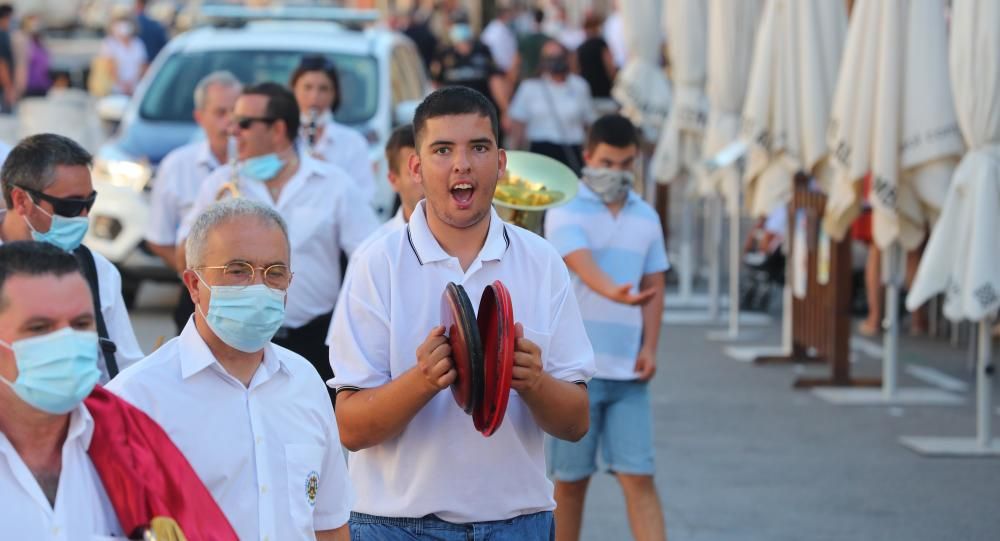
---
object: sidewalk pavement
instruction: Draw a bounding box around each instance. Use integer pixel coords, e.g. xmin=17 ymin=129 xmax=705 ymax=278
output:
xmin=579 ymin=307 xmax=1000 ymax=540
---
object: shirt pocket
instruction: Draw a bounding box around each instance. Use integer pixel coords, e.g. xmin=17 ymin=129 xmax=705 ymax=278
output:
xmin=285 ymin=443 xmax=326 ymax=535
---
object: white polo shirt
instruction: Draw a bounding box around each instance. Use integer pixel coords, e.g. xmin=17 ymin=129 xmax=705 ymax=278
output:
xmin=107 ymin=320 xmax=353 ymax=541
xmin=328 ymin=202 xmax=595 ymax=523
xmin=0 ymin=213 xmax=144 ymax=382
xmin=545 ymin=184 xmax=669 ymax=381
xmin=0 ymin=403 xmax=124 ymax=540
xmin=145 ymin=140 xmax=221 ymax=246
xmin=178 ymin=153 xmax=379 ymax=328
xmin=305 ymin=120 xmax=376 ymax=202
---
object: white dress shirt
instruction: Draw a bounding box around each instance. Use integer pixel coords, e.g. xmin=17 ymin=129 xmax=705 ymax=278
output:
xmin=508 ymin=75 xmax=596 ymax=145
xmin=145 ymin=140 xmax=221 ymax=246
xmin=0 ymin=211 xmax=144 ymax=382
xmin=328 ymin=202 xmax=595 ymax=523
xmin=107 ymin=320 xmax=353 ymax=541
xmin=305 ymin=120 xmax=376 ymax=202
xmin=0 ymin=403 xmax=124 ymax=540
xmin=178 ymin=153 xmax=379 ymax=328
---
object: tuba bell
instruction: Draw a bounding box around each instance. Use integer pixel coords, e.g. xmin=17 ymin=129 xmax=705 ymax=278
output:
xmin=216 ymin=135 xmax=240 ymax=200
xmin=493 ymin=151 xmax=578 ymax=234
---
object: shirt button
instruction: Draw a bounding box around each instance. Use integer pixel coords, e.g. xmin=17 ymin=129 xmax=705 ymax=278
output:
xmin=261 ymin=484 xmax=268 ymax=495
xmin=256 ymin=436 xmax=263 ymax=445
xmin=51 ymin=526 xmax=60 ymax=536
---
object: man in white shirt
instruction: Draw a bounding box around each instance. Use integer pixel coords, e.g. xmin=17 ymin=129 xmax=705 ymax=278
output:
xmin=110 ymin=198 xmax=352 ymax=541
xmin=0 ymin=241 xmax=124 ymax=538
xmin=329 ymin=86 xmax=595 ymax=539
xmin=146 ymin=70 xmax=242 ymax=332
xmin=177 ymin=82 xmax=378 ymax=403
xmin=0 ymin=134 xmax=143 ymax=382
xmin=358 ymin=123 xmax=423 ymax=251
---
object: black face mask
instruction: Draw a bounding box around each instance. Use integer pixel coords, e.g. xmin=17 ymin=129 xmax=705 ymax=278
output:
xmin=541 ymin=56 xmax=570 ymax=75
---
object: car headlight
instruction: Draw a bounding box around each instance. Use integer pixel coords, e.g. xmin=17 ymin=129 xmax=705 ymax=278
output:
xmin=93 ymin=157 xmax=153 ymax=192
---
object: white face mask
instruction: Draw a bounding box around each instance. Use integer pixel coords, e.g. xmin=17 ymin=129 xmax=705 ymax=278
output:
xmin=581 ymin=167 xmax=635 ymax=204
xmin=300 ymin=108 xmax=334 ymax=128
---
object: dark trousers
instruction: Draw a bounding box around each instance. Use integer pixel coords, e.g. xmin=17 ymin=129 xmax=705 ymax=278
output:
xmin=272 ymin=311 xmax=335 ymax=406
xmin=173 ymin=287 xmax=195 ymax=333
xmin=529 ymin=141 xmax=583 ymax=177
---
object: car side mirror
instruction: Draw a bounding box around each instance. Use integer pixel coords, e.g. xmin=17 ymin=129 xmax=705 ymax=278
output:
xmin=96 ymin=95 xmax=130 ymax=123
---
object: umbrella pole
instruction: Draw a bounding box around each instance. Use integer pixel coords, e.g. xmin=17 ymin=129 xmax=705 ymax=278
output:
xmin=882 ymin=243 xmax=903 ymax=400
xmin=679 ymin=180 xmax=695 ymax=303
xmin=976 ymin=319 xmax=993 ymax=449
xmin=727 ymin=186 xmax=742 ymax=338
xmin=707 ymin=196 xmax=723 ymax=320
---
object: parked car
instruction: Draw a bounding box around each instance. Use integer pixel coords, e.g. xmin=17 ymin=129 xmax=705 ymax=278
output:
xmin=86 ymin=8 xmax=430 ymax=305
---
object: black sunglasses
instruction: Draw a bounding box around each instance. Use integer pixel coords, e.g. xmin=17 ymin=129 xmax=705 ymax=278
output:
xmin=19 ymin=186 xmax=97 ymax=217
xmin=235 ymin=116 xmax=277 ymax=130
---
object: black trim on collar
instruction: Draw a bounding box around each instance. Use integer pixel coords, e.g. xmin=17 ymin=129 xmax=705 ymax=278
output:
xmin=406 ymin=224 xmax=424 ymax=265
xmin=502 ymin=224 xmax=510 ymax=254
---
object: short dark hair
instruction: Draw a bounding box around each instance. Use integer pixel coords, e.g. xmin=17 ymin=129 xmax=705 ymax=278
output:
xmin=586 ymin=114 xmax=640 ymax=151
xmin=289 ymin=55 xmax=342 ymax=112
xmin=241 ymin=82 xmax=300 ymax=144
xmin=412 ymin=87 xmax=499 ymax=150
xmin=2 ymin=133 xmax=92 ymax=208
xmin=0 ymin=241 xmax=82 ymax=313
xmin=0 ymin=5 xmax=12 ymax=20
xmin=533 ymin=8 xmax=544 ymax=25
xmin=385 ymin=124 xmax=415 ymax=172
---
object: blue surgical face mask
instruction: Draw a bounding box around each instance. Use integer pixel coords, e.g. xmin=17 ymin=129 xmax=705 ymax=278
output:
xmin=196 ymin=281 xmax=287 ymax=353
xmin=23 ymin=205 xmax=90 ymax=252
xmin=0 ymin=328 xmax=101 ymax=414
xmin=450 ymin=23 xmax=472 ymax=44
xmin=240 ymin=153 xmax=285 ymax=182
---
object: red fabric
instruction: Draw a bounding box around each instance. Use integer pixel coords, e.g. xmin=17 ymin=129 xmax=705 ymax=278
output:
xmin=84 ymin=386 xmax=239 ymax=541
xmin=851 ymin=173 xmax=874 ymax=244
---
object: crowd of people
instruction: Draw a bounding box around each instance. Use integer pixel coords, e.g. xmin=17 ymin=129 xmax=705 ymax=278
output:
xmin=392 ymin=1 xmax=628 ymax=177
xmin=0 ymin=2 xmax=675 ymax=540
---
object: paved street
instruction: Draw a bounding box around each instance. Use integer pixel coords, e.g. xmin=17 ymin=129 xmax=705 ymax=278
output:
xmin=129 ymin=283 xmax=1000 ymax=541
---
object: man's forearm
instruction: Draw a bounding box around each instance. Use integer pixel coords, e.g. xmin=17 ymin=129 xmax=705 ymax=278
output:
xmin=639 ymin=273 xmax=666 ymax=351
xmin=316 ymin=525 xmax=349 ymax=541
xmin=519 ymin=375 xmax=589 ymax=441
xmin=147 ymin=242 xmax=178 ymax=272
xmin=335 ymin=367 xmax=440 ymax=451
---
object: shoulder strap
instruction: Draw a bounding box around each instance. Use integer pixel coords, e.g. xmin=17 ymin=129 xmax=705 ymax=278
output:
xmin=73 ymin=246 xmax=119 ymax=378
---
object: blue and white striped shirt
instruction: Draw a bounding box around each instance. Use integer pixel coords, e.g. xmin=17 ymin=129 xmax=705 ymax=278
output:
xmin=545 ymin=183 xmax=669 ymax=380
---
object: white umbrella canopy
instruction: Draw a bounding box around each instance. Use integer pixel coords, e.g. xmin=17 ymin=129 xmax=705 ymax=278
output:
xmin=740 ymin=0 xmax=847 ymax=218
xmin=907 ymin=0 xmax=1000 ymax=321
xmin=611 ymin=0 xmax=671 ymax=143
xmin=823 ymin=0 xmax=964 ymax=250
xmin=650 ymin=0 xmax=709 ymax=185
xmin=697 ymin=0 xmax=765 ymax=200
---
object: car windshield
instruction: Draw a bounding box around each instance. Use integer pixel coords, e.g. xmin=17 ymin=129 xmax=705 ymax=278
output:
xmin=139 ymin=49 xmax=378 ymax=125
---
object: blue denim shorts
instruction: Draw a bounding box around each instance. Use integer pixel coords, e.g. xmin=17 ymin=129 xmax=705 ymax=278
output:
xmin=349 ymin=511 xmax=554 ymax=540
xmin=546 ymin=378 xmax=654 ymax=481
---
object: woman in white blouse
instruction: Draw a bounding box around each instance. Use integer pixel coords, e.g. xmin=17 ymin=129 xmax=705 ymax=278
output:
xmin=508 ymin=39 xmax=596 ymax=175
xmin=289 ymin=55 xmax=376 ymax=201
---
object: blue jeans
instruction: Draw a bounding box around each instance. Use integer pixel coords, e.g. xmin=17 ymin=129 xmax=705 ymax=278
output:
xmin=349 ymin=511 xmax=555 ymax=540
xmin=547 ymin=378 xmax=655 ymax=481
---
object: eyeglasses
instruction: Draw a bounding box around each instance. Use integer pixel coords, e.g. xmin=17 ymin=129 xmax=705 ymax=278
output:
xmin=18 ymin=186 xmax=97 ymax=217
xmin=194 ymin=261 xmax=293 ymax=290
xmin=234 ymin=116 xmax=277 ymax=130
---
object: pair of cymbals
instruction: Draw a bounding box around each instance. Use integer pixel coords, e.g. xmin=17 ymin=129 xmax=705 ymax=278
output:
xmin=440 ymin=281 xmax=515 ymax=437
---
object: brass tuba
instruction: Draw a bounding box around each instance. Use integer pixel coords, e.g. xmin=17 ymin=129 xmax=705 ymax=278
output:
xmin=493 ymin=151 xmax=578 ymax=234
xmin=216 ymin=136 xmax=240 ymax=200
